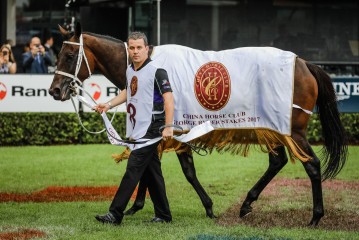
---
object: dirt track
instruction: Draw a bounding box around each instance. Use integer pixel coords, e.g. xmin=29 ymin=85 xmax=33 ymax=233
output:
xmin=216 ymin=178 xmax=359 ymax=231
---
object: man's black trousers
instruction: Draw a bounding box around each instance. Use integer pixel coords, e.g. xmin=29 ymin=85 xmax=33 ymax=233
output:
xmin=109 ymin=120 xmax=172 ymax=221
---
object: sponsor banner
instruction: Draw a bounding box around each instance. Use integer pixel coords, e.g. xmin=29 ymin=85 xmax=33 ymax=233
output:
xmin=0 ymin=74 xmax=126 ymax=113
xmin=333 ymin=77 xmax=359 ymax=113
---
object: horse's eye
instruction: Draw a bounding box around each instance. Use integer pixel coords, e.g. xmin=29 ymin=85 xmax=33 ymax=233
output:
xmin=66 ymin=53 xmax=75 ymax=63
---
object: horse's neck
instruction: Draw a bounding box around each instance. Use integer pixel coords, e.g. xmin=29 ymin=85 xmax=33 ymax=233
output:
xmin=84 ymin=34 xmax=127 ymax=90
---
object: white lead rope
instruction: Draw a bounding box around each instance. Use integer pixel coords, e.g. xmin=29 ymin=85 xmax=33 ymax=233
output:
xmin=70 ymin=86 xmax=119 ymax=135
xmin=76 ymin=94 xmax=215 ymax=151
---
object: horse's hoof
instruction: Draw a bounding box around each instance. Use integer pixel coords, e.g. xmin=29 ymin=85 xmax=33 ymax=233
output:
xmin=206 ymin=209 xmax=217 ymax=219
xmin=239 ymin=206 xmax=252 ymax=218
xmin=307 ymin=218 xmax=320 ymax=227
xmin=308 ymin=212 xmax=323 ymax=227
xmin=124 ymin=206 xmax=142 ymax=215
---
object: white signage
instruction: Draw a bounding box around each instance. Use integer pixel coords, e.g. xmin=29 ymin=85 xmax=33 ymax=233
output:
xmin=0 ymin=74 xmax=126 ymax=113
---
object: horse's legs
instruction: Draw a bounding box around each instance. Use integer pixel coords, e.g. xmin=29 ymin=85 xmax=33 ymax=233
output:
xmin=300 ymin=144 xmax=324 ymax=226
xmin=123 ymin=179 xmax=148 ymax=215
xmin=177 ymin=150 xmax=216 ymax=218
xmin=240 ymin=146 xmax=288 ymax=217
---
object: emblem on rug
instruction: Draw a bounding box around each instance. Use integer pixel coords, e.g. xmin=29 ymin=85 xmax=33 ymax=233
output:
xmin=194 ymin=62 xmax=231 ymax=111
xmin=130 ymin=76 xmax=138 ymax=96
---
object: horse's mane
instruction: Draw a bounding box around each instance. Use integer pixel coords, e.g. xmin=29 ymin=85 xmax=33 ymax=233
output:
xmin=83 ymin=32 xmax=124 ymax=44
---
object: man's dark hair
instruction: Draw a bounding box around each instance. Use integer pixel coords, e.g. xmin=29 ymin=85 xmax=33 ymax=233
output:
xmin=127 ymin=32 xmax=148 ymax=46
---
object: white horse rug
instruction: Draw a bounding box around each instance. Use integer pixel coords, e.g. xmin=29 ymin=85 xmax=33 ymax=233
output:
xmin=151 ymin=45 xmax=297 ymax=135
xmin=84 ymin=44 xmax=309 ymax=161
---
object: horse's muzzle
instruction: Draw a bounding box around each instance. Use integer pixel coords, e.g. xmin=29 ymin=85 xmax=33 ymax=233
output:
xmin=48 ymin=87 xmax=62 ymax=100
xmin=48 ymin=82 xmax=72 ymax=101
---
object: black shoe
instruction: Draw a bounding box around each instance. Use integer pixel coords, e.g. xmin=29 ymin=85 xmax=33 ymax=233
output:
xmin=124 ymin=205 xmax=143 ymax=215
xmin=95 ymin=212 xmax=122 ymax=225
xmin=149 ymin=217 xmax=171 ymax=223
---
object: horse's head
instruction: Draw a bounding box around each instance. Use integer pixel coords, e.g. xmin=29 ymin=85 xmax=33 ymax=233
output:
xmin=49 ymin=22 xmax=92 ymax=101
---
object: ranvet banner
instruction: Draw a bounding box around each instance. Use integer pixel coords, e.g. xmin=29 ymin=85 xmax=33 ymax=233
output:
xmin=0 ymin=75 xmax=358 ymax=113
xmin=0 ymin=74 xmax=125 ymax=113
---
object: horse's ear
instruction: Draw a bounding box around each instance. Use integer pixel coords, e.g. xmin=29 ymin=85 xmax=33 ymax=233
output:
xmin=58 ymin=24 xmax=69 ymax=38
xmin=74 ymin=22 xmax=82 ymax=38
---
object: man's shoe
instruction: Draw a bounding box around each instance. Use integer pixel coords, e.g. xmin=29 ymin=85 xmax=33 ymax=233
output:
xmin=149 ymin=217 xmax=171 ymax=223
xmin=95 ymin=212 xmax=121 ymax=225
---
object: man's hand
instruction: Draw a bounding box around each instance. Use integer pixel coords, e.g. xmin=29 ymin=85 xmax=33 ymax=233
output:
xmin=94 ymin=90 xmax=126 ymax=113
xmin=0 ymin=53 xmax=9 ymax=64
xmin=162 ymin=126 xmax=173 ymax=141
xmin=38 ymin=45 xmax=46 ymax=55
xmin=31 ymin=45 xmax=40 ymax=57
xmin=94 ymin=103 xmax=111 ymax=113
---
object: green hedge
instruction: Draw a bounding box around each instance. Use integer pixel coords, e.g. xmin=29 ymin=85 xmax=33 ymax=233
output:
xmin=0 ymin=112 xmax=126 ymax=146
xmin=307 ymin=113 xmax=359 ymax=144
xmin=0 ymin=112 xmax=358 ymax=146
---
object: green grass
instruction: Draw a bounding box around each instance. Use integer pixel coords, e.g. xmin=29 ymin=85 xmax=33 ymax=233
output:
xmin=0 ymin=145 xmax=358 ymax=240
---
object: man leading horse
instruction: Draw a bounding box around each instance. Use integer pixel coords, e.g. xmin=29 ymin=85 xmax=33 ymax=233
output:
xmin=94 ymin=32 xmax=174 ymax=225
xmin=49 ymin=22 xmax=347 ymax=226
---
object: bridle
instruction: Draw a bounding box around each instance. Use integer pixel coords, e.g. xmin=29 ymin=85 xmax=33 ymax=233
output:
xmin=54 ymin=34 xmax=128 ymax=134
xmin=55 ymin=34 xmax=129 ymax=95
xmin=55 ymin=34 xmax=92 ymax=92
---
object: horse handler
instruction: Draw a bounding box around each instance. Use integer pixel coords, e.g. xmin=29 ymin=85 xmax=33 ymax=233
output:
xmin=94 ymin=31 xmax=174 ymax=225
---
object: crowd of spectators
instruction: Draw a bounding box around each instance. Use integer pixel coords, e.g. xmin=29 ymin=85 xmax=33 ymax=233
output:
xmin=0 ymin=34 xmax=58 ymax=75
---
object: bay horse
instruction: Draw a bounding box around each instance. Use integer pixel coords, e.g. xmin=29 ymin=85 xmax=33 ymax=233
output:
xmin=49 ymin=23 xmax=347 ymax=226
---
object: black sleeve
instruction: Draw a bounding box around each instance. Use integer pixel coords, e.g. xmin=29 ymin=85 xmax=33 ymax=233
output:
xmin=155 ymin=68 xmax=172 ymax=94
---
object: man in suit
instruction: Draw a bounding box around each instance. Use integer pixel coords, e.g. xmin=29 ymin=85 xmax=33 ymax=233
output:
xmin=22 ymin=36 xmax=52 ymax=73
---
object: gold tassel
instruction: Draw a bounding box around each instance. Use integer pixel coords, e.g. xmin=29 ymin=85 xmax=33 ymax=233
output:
xmin=111 ymin=129 xmax=312 ymax=164
xmin=112 ymin=147 xmax=131 ymax=163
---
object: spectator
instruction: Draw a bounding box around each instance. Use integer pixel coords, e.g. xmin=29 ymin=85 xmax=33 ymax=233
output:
xmin=0 ymin=44 xmax=17 ymax=74
xmin=22 ymin=36 xmax=52 ymax=73
xmin=43 ymin=34 xmax=57 ymax=73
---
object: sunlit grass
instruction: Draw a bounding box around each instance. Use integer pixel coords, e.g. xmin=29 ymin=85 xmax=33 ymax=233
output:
xmin=0 ymin=145 xmax=358 ymax=239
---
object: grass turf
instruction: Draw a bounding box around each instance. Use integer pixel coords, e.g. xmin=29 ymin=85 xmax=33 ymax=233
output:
xmin=0 ymin=145 xmax=358 ymax=240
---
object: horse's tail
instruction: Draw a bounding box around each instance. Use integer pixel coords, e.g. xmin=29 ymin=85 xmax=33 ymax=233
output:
xmin=306 ymin=62 xmax=348 ymax=180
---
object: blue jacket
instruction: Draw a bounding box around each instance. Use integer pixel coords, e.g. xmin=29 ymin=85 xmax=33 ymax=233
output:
xmin=22 ymin=51 xmax=52 ymax=73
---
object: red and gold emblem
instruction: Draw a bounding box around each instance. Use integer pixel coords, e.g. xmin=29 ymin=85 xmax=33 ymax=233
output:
xmin=194 ymin=62 xmax=231 ymax=111
xmin=130 ymin=76 xmax=138 ymax=96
